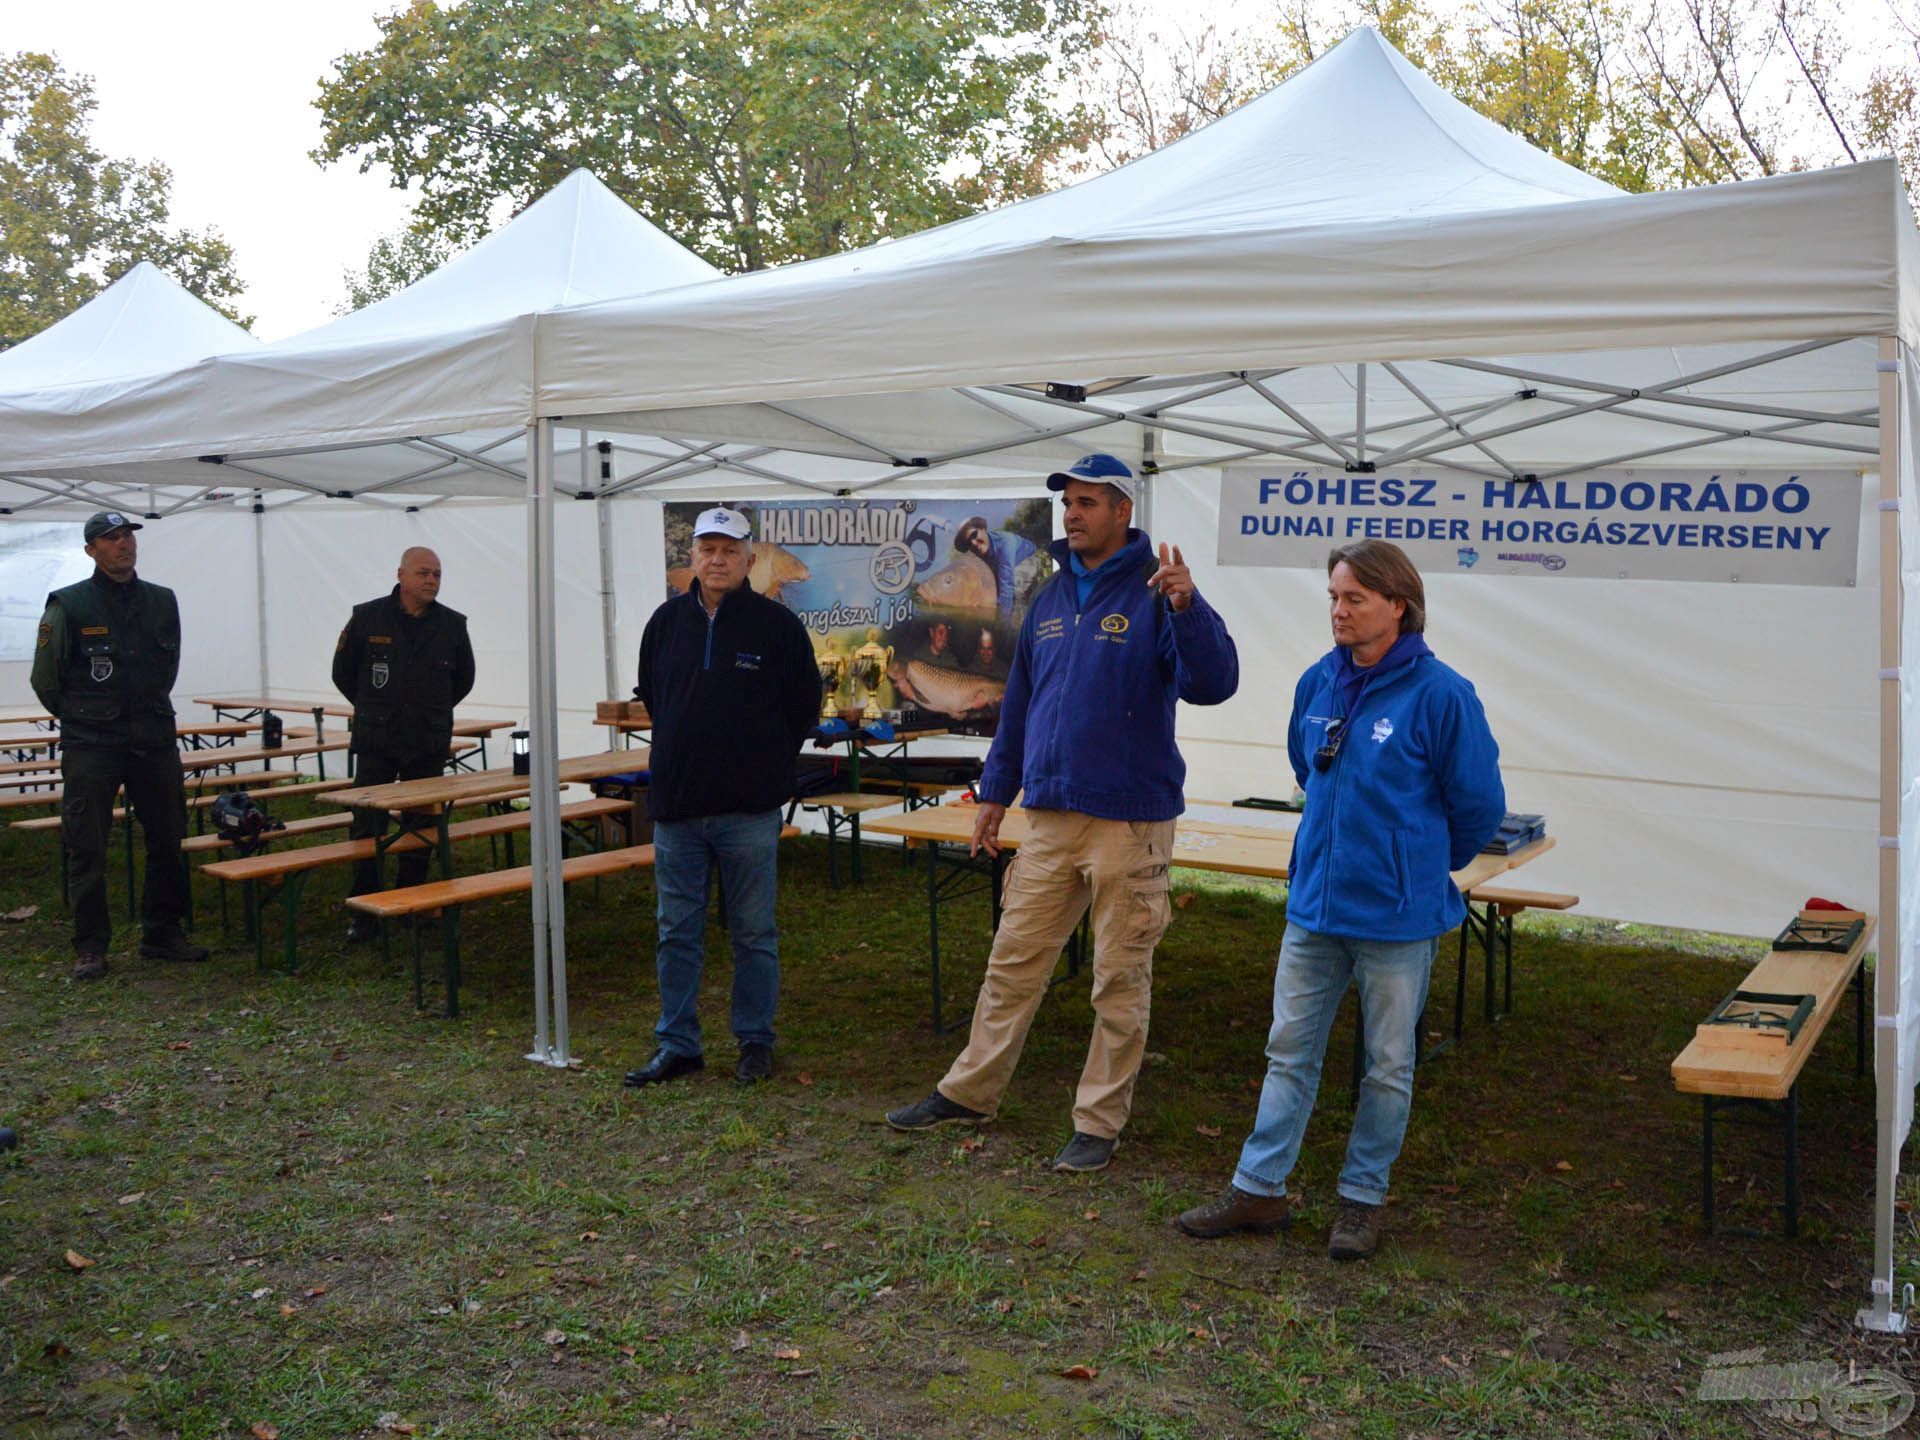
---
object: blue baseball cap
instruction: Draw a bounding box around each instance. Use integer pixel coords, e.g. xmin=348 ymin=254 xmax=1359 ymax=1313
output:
xmin=1045 ymin=453 xmax=1135 ymax=502
xmin=83 ymin=510 xmax=143 ymax=542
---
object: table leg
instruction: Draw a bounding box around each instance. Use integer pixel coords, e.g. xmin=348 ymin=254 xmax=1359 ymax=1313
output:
xmin=1482 ymin=901 xmax=1498 ymax=1025
xmin=927 ymin=837 xmax=943 ymax=1034
xmin=1784 ymin=1085 xmax=1799 ymax=1238
xmin=1856 ymin=963 xmax=1868 ymax=1078
xmin=1701 ymin=1095 xmax=1715 ymax=1234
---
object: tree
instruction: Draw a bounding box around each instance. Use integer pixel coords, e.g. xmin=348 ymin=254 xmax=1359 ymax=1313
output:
xmin=0 ymin=52 xmax=248 ymax=350
xmin=313 ymin=0 xmax=1101 ymax=274
xmin=337 ymin=225 xmax=460 ymax=312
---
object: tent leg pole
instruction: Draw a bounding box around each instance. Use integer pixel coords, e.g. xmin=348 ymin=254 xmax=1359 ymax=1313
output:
xmin=594 ymin=431 xmax=620 ymax=744
xmin=523 ymin=421 xmax=555 ymax=1067
xmin=253 ymin=490 xmax=269 ymax=694
xmin=1860 ymin=335 xmax=1910 ymax=1333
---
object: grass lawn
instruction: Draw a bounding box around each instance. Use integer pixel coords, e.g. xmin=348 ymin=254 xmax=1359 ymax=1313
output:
xmin=2 ymin=798 xmax=1917 ymax=1438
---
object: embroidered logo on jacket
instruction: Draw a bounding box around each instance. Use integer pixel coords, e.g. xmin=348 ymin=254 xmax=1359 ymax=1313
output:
xmin=90 ymin=657 xmax=113 ymax=683
xmin=371 ymin=662 xmax=390 ymax=689
xmin=1371 ymin=717 xmax=1394 ymax=744
xmin=1099 ymin=613 xmax=1129 ymax=635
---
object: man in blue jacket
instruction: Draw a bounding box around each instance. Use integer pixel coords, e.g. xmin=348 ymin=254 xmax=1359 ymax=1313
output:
xmin=886 ymin=454 xmax=1239 ymax=1172
xmin=623 ymin=506 xmax=819 ymax=1089
xmin=1178 ymin=539 xmax=1505 ymax=1260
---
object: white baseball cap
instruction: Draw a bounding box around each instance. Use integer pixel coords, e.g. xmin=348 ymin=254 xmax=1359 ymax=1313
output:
xmin=692 ymin=506 xmax=753 ymax=540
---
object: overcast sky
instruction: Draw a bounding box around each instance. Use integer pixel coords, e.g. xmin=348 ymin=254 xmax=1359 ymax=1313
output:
xmin=6 ymin=0 xmax=420 ymax=341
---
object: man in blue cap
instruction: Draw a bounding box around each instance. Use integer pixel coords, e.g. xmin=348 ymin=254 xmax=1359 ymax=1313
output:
xmin=31 ymin=511 xmax=206 ymax=981
xmin=885 ymin=455 xmax=1239 ymax=1172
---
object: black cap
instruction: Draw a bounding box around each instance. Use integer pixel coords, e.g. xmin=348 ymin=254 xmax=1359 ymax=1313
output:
xmin=83 ymin=511 xmax=143 ymax=542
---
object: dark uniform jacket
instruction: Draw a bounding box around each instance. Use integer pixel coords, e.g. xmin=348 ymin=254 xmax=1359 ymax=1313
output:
xmin=331 ymin=587 xmax=476 ymax=763
xmin=636 ymin=579 xmax=818 ymax=823
xmin=30 ymin=570 xmax=181 ymax=750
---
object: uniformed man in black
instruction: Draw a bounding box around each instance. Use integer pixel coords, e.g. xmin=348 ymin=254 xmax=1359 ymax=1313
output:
xmin=332 ymin=547 xmax=476 ymax=941
xmin=30 ymin=511 xmax=207 ymax=981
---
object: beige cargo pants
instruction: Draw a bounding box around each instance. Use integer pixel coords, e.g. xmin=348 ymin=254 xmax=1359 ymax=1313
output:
xmin=937 ymin=809 xmax=1176 ymax=1139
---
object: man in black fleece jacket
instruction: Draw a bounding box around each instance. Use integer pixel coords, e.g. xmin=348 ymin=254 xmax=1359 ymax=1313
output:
xmin=625 ymin=507 xmax=819 ymax=1088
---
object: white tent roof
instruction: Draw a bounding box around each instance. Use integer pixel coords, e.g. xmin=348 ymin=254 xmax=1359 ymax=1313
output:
xmin=0 ymin=27 xmax=1906 ymax=498
xmin=0 ymin=261 xmax=255 ymax=388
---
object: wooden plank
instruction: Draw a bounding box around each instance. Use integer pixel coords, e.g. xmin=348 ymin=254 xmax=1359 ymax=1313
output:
xmin=7 ymin=776 xmax=351 ymax=827
xmin=803 ymin=793 xmax=904 ymax=813
xmin=1465 ymin=886 xmax=1580 ymax=911
xmin=200 ymin=797 xmax=632 ymax=883
xmin=345 ymin=845 xmax=658 ymax=916
xmin=1671 ymin=918 xmax=1875 ymax=1100
xmin=194 ymin=697 xmax=356 ymax=718
xmin=181 ymin=813 xmax=352 ymax=853
xmin=178 ymin=739 xmax=351 ymax=773
xmin=323 ymin=748 xmax=648 ymax=811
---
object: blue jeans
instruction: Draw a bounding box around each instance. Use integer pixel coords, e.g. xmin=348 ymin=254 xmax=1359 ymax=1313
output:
xmin=1232 ymin=924 xmax=1438 ymax=1206
xmin=652 ymin=809 xmax=783 ymax=1057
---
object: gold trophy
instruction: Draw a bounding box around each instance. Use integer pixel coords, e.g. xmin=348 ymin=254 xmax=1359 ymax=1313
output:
xmin=815 ymin=644 xmax=849 ymax=722
xmin=850 ymin=627 xmax=893 ymax=723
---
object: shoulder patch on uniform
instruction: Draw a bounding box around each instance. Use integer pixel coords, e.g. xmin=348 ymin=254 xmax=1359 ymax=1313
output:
xmin=36 ymin=621 xmax=50 ymax=649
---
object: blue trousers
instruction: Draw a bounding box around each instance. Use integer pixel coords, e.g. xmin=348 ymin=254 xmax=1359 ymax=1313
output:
xmin=651 ymin=809 xmax=782 ymax=1057
xmin=1232 ymin=923 xmax=1438 ymax=1206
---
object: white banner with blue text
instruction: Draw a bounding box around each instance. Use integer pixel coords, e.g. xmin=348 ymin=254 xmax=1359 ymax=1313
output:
xmin=1216 ymin=466 xmax=1863 ymax=586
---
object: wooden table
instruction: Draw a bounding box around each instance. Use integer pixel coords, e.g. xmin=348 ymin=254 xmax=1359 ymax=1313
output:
xmin=179 ymin=738 xmax=352 ymax=778
xmin=0 ymin=711 xmax=55 ymax=728
xmin=322 ymin=749 xmax=649 ymax=875
xmin=195 ymin=696 xmax=356 ymax=720
xmin=861 ymin=804 xmax=1554 ymax=1033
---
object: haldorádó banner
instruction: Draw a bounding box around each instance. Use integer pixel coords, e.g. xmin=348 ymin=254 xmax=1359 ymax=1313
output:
xmin=1217 ymin=467 xmax=1862 ymax=586
xmin=663 ymin=498 xmax=1053 ymax=734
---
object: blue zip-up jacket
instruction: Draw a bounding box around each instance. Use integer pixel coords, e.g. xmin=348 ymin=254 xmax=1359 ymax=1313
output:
xmin=1284 ymin=645 xmax=1506 ymax=941
xmin=978 ymin=530 xmax=1238 ymax=821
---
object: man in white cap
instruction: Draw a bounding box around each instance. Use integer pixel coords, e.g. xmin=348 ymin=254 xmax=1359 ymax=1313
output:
xmin=625 ymin=506 xmax=819 ymax=1088
xmin=31 ymin=511 xmax=207 ymax=980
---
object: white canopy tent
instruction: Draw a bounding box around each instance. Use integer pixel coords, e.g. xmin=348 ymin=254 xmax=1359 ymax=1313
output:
xmin=1 ymin=28 xmax=1915 ymax=1325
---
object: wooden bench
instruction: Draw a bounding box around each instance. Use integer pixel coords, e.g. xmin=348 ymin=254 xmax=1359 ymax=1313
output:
xmin=345 ymin=844 xmax=658 ymax=1017
xmin=1671 ymin=909 xmax=1873 ymax=1236
xmin=1452 ymin=885 xmax=1581 ymax=1040
xmin=201 ymin=797 xmax=634 ymax=971
xmin=788 ymin=791 xmax=900 ymax=887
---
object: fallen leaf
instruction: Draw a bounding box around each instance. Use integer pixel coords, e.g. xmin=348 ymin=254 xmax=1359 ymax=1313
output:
xmin=1195 ymin=1124 xmax=1222 ymax=1139
xmin=774 ymin=1345 xmax=802 ymax=1361
xmin=1083 ymin=1208 xmax=1100 ymax=1221
xmin=1060 ymin=1364 xmax=1098 ymax=1381
xmin=958 ymin=1136 xmax=984 ymax=1153
xmin=3 ymin=904 xmax=37 ymax=921
xmin=796 ymin=1071 xmax=815 ymax=1086
xmin=783 ymin=1367 xmax=818 ymax=1378
xmin=732 ymin=1331 xmax=749 ymax=1352
xmin=1427 ymin=1183 xmax=1462 ymax=1195
xmin=279 ymin=1303 xmax=297 ymax=1317
xmin=304 ymin=1285 xmax=328 ymax=1299
xmin=377 ymin=1213 xmax=396 ymax=1224
xmin=542 ymin=1329 xmax=567 ymax=1346
xmin=1172 ymin=892 xmax=1195 ymax=909
xmin=1665 ymin=1308 xmax=1684 ymax=1320
xmin=1616 ymin=1073 xmax=1639 ymax=1083
xmin=42 ymin=1339 xmax=70 ymax=1360
xmin=165 ymin=1041 xmax=193 ymax=1052
xmin=1027 ymin=1235 xmax=1048 ymax=1249
xmin=375 ymin=1414 xmax=417 ymax=1436
xmin=1552 ymin=1160 xmax=1574 ymax=1172
xmin=578 ymin=1231 xmax=600 ymax=1242
xmin=1189 ymin=1327 xmax=1213 ymax=1340
xmin=64 ymin=1250 xmax=95 ymax=1271
xmin=1129 ymin=1270 xmax=1147 ymax=1282
xmin=116 ymin=1192 xmax=146 ymax=1206
xmin=251 ymin=1425 xmax=279 ymax=1440
xmin=251 ymin=1287 xmax=272 ymax=1300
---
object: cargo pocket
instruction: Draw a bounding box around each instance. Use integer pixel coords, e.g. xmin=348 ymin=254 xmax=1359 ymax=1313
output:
xmin=1121 ymin=869 xmax=1172 ymax=951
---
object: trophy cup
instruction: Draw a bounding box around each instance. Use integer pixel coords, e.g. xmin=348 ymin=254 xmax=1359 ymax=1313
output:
xmin=850 ymin=627 xmax=893 ymax=723
xmin=815 ymin=646 xmax=849 ymax=722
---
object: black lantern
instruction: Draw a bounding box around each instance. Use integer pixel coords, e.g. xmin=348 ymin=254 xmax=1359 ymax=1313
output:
xmin=512 ymin=729 xmax=530 ymax=776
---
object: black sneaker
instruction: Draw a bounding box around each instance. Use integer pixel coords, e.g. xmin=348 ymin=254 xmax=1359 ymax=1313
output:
xmin=71 ymin=952 xmax=109 ymax=982
xmin=736 ymin=1043 xmax=774 ymax=1085
xmin=623 ymin=1049 xmax=704 ymax=1087
xmin=140 ymin=928 xmax=209 ymax=963
xmin=1052 ymin=1131 xmax=1117 ymax=1173
xmin=885 ymin=1091 xmax=987 ymax=1131
xmin=1327 ymin=1199 xmax=1383 ymax=1261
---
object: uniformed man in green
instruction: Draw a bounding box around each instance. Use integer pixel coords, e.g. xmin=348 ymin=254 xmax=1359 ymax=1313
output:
xmin=30 ymin=511 xmax=206 ymax=981
xmin=332 ymin=547 xmax=476 ymax=941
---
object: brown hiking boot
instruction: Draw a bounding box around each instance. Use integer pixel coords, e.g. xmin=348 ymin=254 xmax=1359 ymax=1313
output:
xmin=1327 ymin=1199 xmax=1383 ymax=1261
xmin=71 ymin=952 xmax=109 ymax=982
xmin=1176 ymin=1186 xmax=1292 ymax=1238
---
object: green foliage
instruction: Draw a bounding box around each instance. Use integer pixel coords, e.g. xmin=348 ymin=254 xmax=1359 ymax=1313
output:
xmin=336 ymin=225 xmax=460 ymax=312
xmin=313 ymin=0 xmax=1101 ymax=274
xmin=0 ymin=51 xmax=249 ymax=350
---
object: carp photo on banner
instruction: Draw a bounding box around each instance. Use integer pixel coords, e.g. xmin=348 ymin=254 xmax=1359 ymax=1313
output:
xmin=662 ymin=498 xmax=1053 ymax=734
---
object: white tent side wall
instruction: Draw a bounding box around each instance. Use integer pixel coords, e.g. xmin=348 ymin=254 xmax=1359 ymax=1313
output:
xmin=1160 ymin=468 xmax=1881 ymax=938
